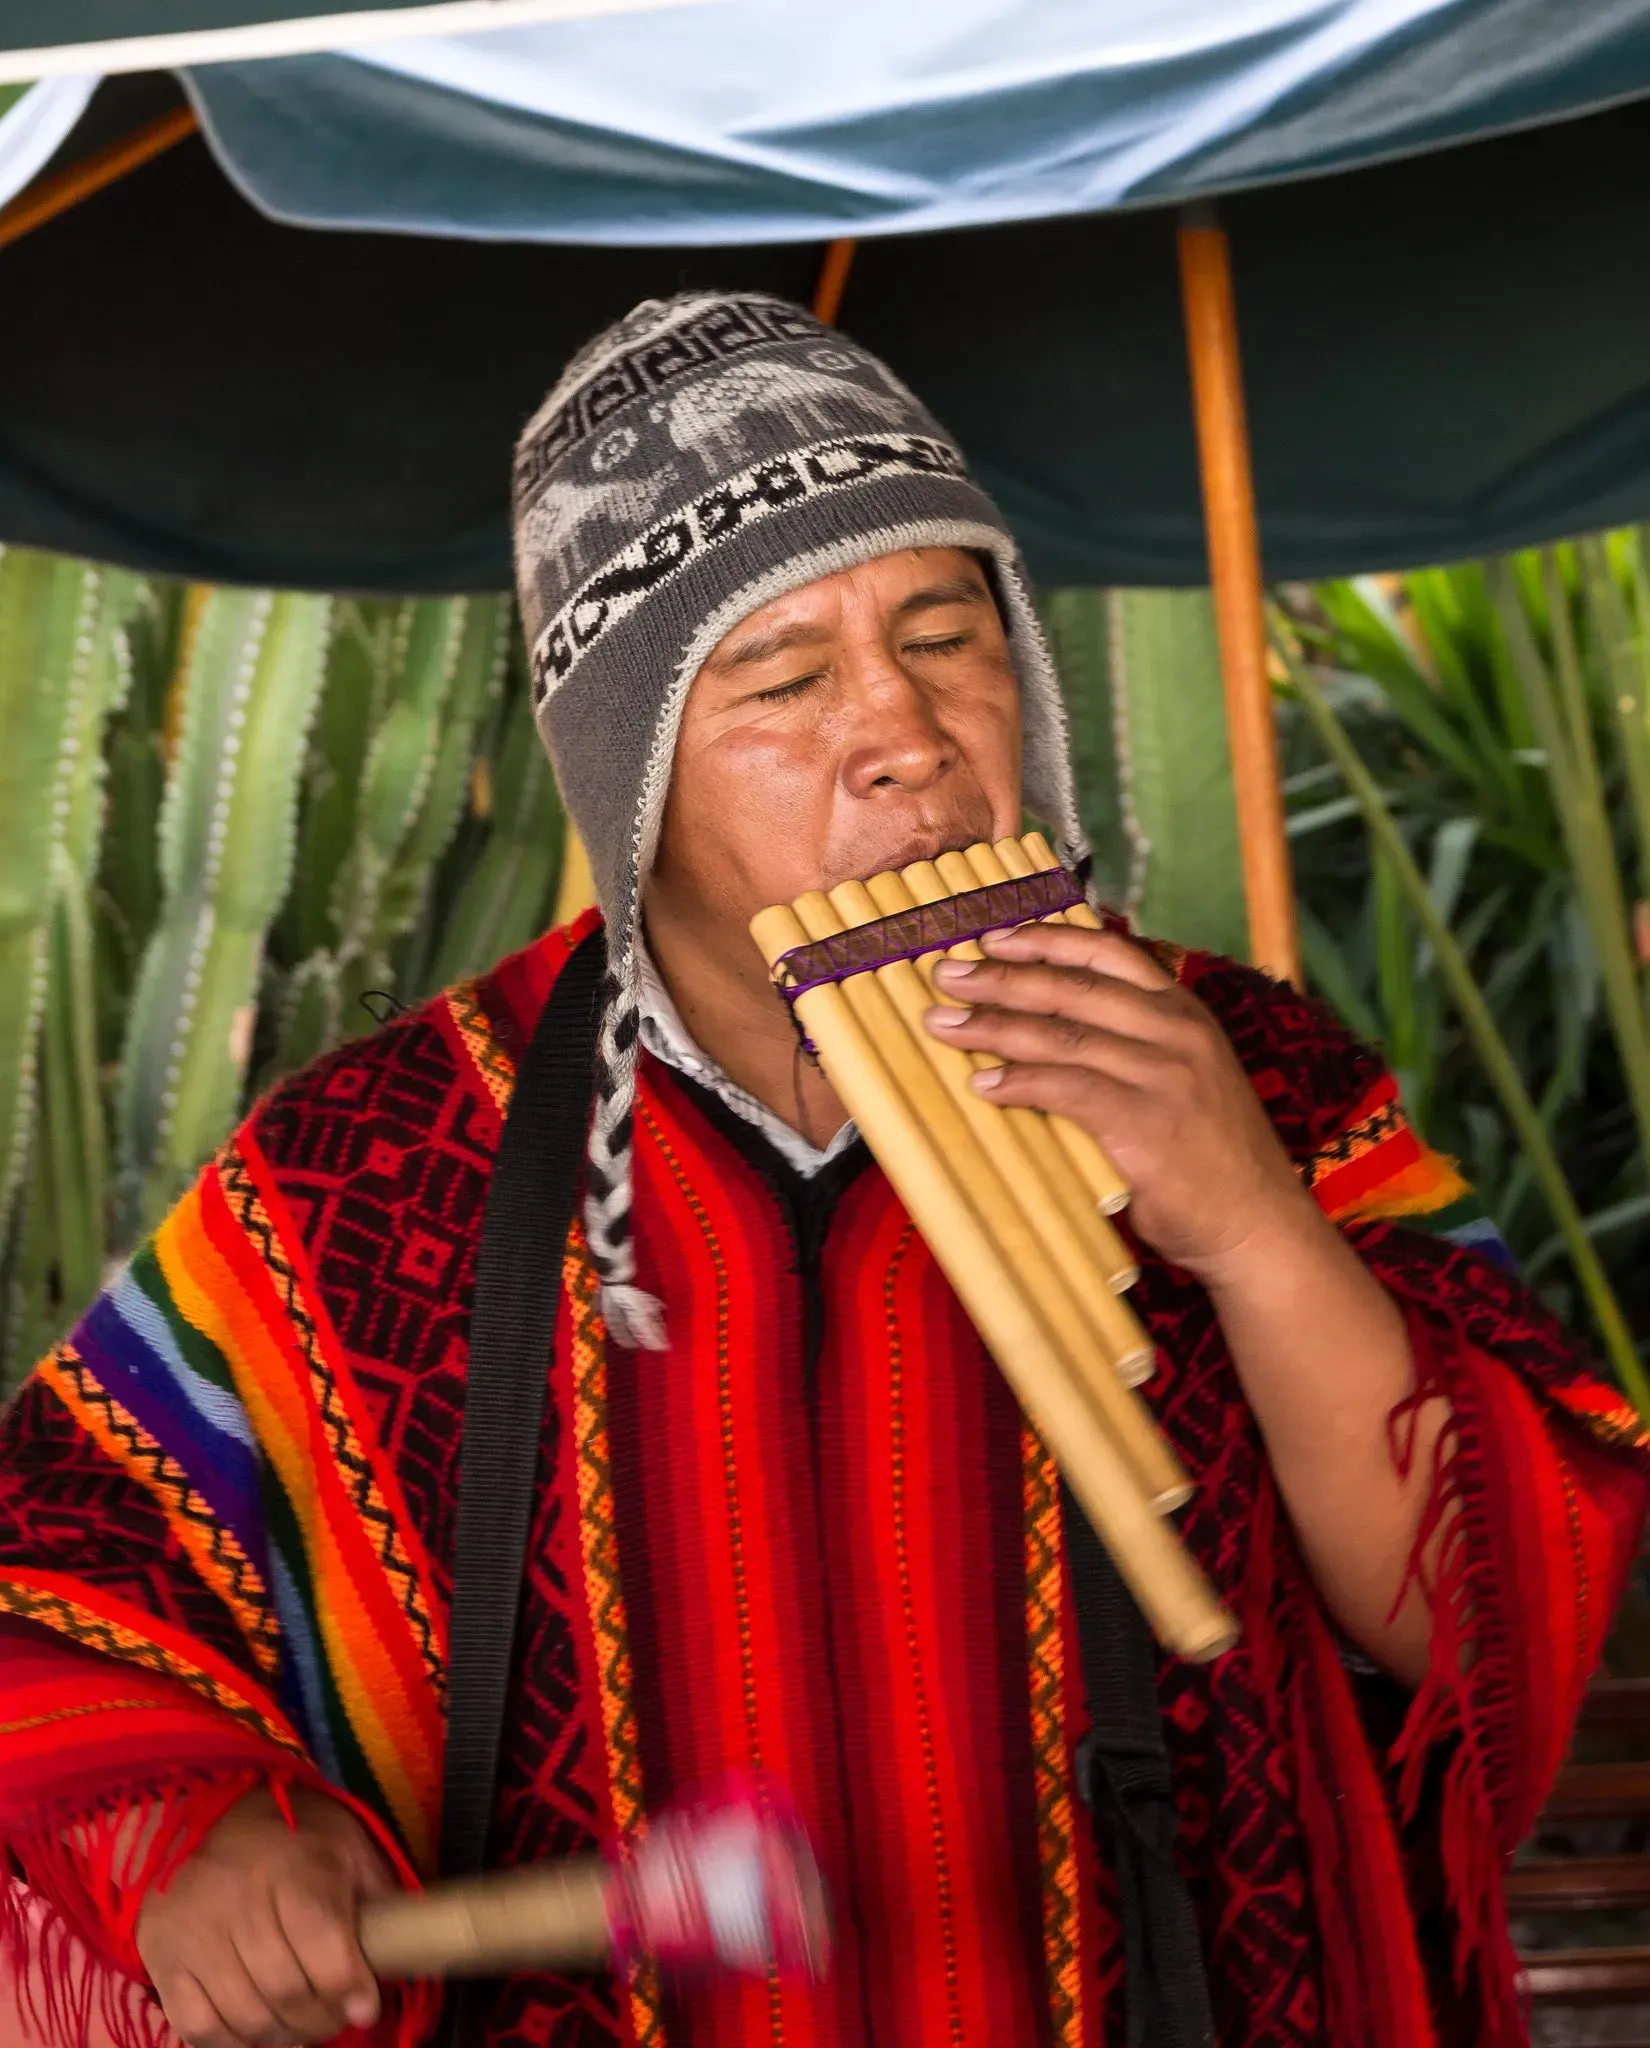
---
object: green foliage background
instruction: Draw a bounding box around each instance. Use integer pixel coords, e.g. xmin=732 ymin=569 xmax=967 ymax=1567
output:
xmin=0 ymin=570 xmax=569 ymax=1382
xmin=1 ymin=544 xmax=1648 ymax=1401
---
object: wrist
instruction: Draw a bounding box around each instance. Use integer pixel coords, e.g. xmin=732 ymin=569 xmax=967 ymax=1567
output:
xmin=1181 ymin=1181 xmax=1335 ymax=1299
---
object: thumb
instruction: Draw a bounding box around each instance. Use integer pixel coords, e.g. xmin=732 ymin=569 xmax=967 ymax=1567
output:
xmin=315 ymin=1801 xmax=397 ymax=1900
xmin=343 ymin=1825 xmax=398 ymax=1900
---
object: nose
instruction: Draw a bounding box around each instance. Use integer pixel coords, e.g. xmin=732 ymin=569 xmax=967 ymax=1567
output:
xmin=838 ymin=656 xmax=954 ymax=799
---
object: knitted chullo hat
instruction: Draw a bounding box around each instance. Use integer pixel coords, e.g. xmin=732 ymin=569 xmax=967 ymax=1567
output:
xmin=512 ymin=291 xmax=1089 ymax=1349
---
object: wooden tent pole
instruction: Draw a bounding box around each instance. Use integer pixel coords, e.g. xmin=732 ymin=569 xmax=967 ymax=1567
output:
xmin=0 ymin=104 xmax=200 ymax=252
xmin=1176 ymin=204 xmax=1299 ymax=985
xmin=812 ymin=238 xmax=857 ymax=325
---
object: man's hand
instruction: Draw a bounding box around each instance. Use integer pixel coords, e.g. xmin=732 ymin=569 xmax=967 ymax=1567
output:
xmin=136 ymin=1786 xmax=393 ymax=2048
xmin=926 ymin=921 xmax=1314 ymax=1279
xmin=927 ymin=916 xmax=1446 ymax=1687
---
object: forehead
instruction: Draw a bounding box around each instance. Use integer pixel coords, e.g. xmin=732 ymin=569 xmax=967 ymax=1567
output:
xmin=706 ymin=546 xmax=992 ymax=661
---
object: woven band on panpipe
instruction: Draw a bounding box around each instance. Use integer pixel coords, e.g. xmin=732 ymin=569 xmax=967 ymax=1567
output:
xmin=774 ymin=866 xmax=1085 ymax=1014
xmin=359 ymin=1779 xmax=828 ymax=1983
xmin=751 ymin=832 xmax=1237 ymax=1662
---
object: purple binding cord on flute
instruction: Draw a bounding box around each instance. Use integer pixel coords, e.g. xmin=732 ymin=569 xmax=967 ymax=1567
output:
xmin=772 ymin=867 xmax=1085 ymax=1054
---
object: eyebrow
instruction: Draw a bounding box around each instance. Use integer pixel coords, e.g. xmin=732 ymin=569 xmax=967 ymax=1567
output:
xmin=710 ymin=575 xmax=991 ymax=673
xmin=710 ymin=620 xmax=828 ymax=673
xmin=892 ymin=576 xmax=992 ymax=618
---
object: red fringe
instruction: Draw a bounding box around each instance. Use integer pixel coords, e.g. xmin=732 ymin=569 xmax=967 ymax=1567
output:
xmin=1388 ymin=1316 xmax=1525 ymax=2044
xmin=2 ymin=1770 xmax=439 ymax=2048
xmin=1238 ymin=1476 xmax=1430 ymax=2048
xmin=1 ymin=1883 xmax=172 ymax=2048
xmin=1239 ymin=1300 xmax=1544 ymax=2048
xmin=2 ymin=1768 xmax=265 ymax=2048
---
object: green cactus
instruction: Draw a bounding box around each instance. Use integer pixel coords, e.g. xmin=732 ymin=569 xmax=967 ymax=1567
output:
xmin=96 ymin=582 xmax=188 ymax=1059
xmin=118 ymin=589 xmax=332 ymax=1232
xmin=0 ymin=551 xmax=145 ymax=1383
xmin=1046 ymin=587 xmax=1246 ymax=959
xmin=428 ymin=713 xmax=565 ymax=991
xmin=264 ymin=596 xmax=510 ymax=1077
xmin=329 ymin=598 xmax=467 ymax=999
xmin=0 ymin=552 xmax=92 ymax=1249
xmin=384 ymin=596 xmax=510 ymax=994
xmin=1042 ymin=589 xmax=1130 ymax=902
xmin=36 ymin=847 xmax=110 ymax=1322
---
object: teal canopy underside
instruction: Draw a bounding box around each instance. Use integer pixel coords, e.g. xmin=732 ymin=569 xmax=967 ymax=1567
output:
xmin=2 ymin=2 xmax=1650 ymax=591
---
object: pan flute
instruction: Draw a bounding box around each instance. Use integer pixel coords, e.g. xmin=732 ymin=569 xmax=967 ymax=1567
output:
xmin=750 ymin=832 xmax=1236 ymax=1662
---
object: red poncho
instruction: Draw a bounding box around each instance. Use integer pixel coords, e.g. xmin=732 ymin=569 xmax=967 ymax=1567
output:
xmin=0 ymin=914 xmax=1644 ymax=2048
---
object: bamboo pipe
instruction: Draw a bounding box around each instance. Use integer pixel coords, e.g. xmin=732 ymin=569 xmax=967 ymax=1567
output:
xmin=752 ymin=902 xmax=1235 ymax=1662
xmin=920 ymin=850 xmax=1132 ymax=1223
xmin=937 ymin=847 xmax=1146 ymax=1277
xmin=361 ymin=1859 xmax=610 ymax=1981
xmin=963 ymin=838 xmax=1135 ymax=1220
xmin=817 ymin=881 xmax=1161 ymax=1418
xmin=995 ymin=830 xmax=1106 ymax=933
xmin=1176 ymin=207 xmax=1299 ymax=986
xmin=1000 ymin=834 xmax=1138 ymax=1211
xmin=850 ymin=871 xmax=1152 ymax=1386
xmin=1011 ymin=830 xmax=1135 ymax=951
xmin=863 ymin=868 xmax=1146 ymax=1327
xmin=903 ymin=853 xmax=1131 ymax=1260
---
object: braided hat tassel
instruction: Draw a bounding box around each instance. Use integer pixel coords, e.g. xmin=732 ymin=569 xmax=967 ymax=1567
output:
xmin=583 ymin=972 xmax=668 ymax=1350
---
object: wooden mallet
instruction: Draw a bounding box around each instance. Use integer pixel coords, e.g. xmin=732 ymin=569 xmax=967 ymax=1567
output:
xmin=359 ymin=1779 xmax=828 ymax=1984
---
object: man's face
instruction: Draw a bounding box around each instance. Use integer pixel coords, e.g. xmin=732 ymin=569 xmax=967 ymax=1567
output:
xmin=647 ymin=546 xmax=1023 ymax=957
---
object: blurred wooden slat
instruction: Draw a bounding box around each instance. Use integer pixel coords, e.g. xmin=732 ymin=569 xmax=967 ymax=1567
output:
xmin=1509 ymin=1856 xmax=1650 ymax=1912
xmin=1518 ymin=1947 xmax=1650 ymax=2003
xmin=1578 ymin=1677 xmax=1650 ymax=1733
xmin=1543 ymin=1762 xmax=1650 ymax=1819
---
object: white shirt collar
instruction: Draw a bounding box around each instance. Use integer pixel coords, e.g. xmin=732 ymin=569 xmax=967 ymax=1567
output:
xmin=635 ymin=936 xmax=861 ymax=1179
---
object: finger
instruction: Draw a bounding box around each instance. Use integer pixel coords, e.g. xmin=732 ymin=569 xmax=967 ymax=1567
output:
xmin=277 ymin=1879 xmax=382 ymax=2031
xmin=235 ymin=1910 xmax=344 ymax=2041
xmin=155 ymin=1969 xmax=254 ymax=2048
xmin=978 ymin=920 xmax=1175 ymax=990
xmin=968 ymin=1057 xmax=1141 ymax=1125
xmin=932 ymin=954 xmax=1186 ymax=1040
xmin=175 ymin=1939 xmax=292 ymax=2046
xmin=925 ymin=1001 xmax=1176 ymax=1084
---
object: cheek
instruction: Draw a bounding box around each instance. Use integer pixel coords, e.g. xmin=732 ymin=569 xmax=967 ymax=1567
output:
xmin=952 ymin=681 xmax=1023 ymax=824
xmin=660 ymin=725 xmax=838 ymax=907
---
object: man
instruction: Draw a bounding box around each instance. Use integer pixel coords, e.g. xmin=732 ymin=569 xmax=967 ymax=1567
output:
xmin=1 ymin=292 xmax=1645 ymax=2048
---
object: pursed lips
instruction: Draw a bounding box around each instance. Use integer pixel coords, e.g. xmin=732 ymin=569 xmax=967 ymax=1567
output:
xmin=823 ymin=829 xmax=988 ymax=891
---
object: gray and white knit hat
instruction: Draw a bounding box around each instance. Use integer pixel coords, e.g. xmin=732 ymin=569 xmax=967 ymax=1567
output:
xmin=512 ymin=290 xmax=1089 ymax=1349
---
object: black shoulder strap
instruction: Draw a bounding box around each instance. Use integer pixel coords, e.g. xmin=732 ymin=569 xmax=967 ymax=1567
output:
xmin=435 ymin=928 xmax=606 ymax=2045
xmin=1064 ymin=1481 xmax=1216 ymax=2048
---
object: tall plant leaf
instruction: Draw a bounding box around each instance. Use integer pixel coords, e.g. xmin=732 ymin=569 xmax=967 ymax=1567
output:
xmin=1283 ymin=644 xmax=1648 ymax=1412
xmin=1106 ymin=589 xmax=1246 ymax=957
xmin=118 ymin=590 xmax=332 ymax=1230
xmin=1490 ymin=555 xmax=1650 ymax=1166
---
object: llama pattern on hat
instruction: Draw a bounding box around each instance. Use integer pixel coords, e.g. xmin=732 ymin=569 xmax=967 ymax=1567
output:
xmin=657 ymin=358 xmax=912 ymax=475
xmin=516 ymin=464 xmax=683 ymax=587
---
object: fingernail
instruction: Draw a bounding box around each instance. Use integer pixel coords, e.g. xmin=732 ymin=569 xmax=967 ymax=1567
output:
xmin=346 ymin=1993 xmax=380 ymax=2028
xmin=932 ymin=958 xmax=976 ymax=983
xmin=971 ymin=1066 xmax=1004 ymax=1092
xmin=926 ymin=1004 xmax=970 ymax=1029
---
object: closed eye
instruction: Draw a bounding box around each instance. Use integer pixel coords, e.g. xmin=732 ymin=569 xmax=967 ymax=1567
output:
xmin=751 ymin=672 xmax=823 ymax=704
xmin=906 ymin=633 xmax=971 ymax=656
